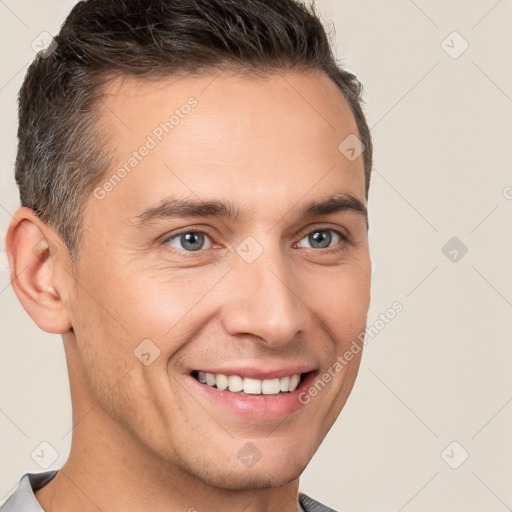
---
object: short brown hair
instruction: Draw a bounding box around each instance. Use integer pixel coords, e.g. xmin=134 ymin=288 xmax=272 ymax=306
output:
xmin=15 ymin=0 xmax=373 ymax=260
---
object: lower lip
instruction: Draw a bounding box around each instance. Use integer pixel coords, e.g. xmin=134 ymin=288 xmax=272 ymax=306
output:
xmin=188 ymin=371 xmax=318 ymax=420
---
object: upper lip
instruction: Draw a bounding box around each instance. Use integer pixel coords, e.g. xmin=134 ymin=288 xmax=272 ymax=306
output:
xmin=188 ymin=364 xmax=317 ymax=380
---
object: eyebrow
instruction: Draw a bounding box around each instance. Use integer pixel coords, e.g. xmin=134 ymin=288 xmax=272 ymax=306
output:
xmin=130 ymin=192 xmax=367 ymax=226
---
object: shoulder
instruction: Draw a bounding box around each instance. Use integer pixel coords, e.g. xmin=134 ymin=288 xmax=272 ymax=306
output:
xmin=299 ymin=491 xmax=339 ymax=512
xmin=0 ymin=470 xmax=58 ymax=511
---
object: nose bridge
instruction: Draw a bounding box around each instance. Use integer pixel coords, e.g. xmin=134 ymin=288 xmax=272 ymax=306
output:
xmin=221 ymin=240 xmax=307 ymax=345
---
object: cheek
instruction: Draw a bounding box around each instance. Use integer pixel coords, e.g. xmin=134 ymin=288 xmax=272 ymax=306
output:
xmin=104 ymin=264 xmax=232 ymax=360
xmin=69 ymin=259 xmax=220 ymax=383
xmin=67 ymin=259 xmax=158 ymax=386
xmin=305 ymin=262 xmax=371 ymax=341
xmin=69 ymin=286 xmax=136 ymax=381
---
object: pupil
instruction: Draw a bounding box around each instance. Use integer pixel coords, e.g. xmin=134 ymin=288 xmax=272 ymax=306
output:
xmin=310 ymin=231 xmax=331 ymax=249
xmin=182 ymin=232 xmax=203 ymax=251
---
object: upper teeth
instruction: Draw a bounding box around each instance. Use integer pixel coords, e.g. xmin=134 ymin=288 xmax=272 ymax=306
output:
xmin=197 ymin=372 xmax=301 ymax=395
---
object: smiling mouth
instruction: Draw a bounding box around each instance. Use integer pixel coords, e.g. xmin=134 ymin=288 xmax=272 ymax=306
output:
xmin=191 ymin=370 xmax=311 ymax=396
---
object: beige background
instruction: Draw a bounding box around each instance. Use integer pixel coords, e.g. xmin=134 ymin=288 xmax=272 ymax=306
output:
xmin=1 ymin=1 xmax=511 ymax=511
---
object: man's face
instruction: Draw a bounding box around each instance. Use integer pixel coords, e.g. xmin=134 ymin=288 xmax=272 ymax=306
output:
xmin=63 ymin=70 xmax=371 ymax=489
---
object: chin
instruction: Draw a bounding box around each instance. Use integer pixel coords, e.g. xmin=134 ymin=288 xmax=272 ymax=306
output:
xmin=176 ymin=442 xmax=310 ymax=491
xmin=198 ymin=462 xmax=305 ymax=491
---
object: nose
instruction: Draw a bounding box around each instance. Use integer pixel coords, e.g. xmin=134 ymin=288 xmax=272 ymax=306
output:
xmin=220 ymin=247 xmax=309 ymax=347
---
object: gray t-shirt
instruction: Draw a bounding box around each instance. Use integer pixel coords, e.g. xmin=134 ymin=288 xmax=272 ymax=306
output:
xmin=0 ymin=471 xmax=337 ymax=511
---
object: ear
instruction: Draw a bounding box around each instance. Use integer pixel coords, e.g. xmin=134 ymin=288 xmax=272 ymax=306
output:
xmin=5 ymin=207 xmax=72 ymax=334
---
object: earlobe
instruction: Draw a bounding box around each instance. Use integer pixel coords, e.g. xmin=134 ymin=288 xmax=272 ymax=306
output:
xmin=5 ymin=207 xmax=72 ymax=334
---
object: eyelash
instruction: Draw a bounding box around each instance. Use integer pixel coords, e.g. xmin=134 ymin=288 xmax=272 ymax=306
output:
xmin=160 ymin=227 xmax=349 ymax=257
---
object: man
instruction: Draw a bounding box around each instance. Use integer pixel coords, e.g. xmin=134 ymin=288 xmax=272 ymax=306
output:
xmin=2 ymin=0 xmax=373 ymax=510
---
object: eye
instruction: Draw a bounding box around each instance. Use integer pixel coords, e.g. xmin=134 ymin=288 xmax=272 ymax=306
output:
xmin=296 ymin=229 xmax=344 ymax=250
xmin=164 ymin=231 xmax=213 ymax=252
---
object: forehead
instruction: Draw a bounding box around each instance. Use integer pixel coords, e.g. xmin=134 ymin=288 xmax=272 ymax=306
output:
xmin=89 ymin=70 xmax=365 ymax=224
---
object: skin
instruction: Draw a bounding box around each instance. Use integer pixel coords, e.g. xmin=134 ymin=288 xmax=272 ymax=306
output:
xmin=6 ymin=69 xmax=371 ymax=512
